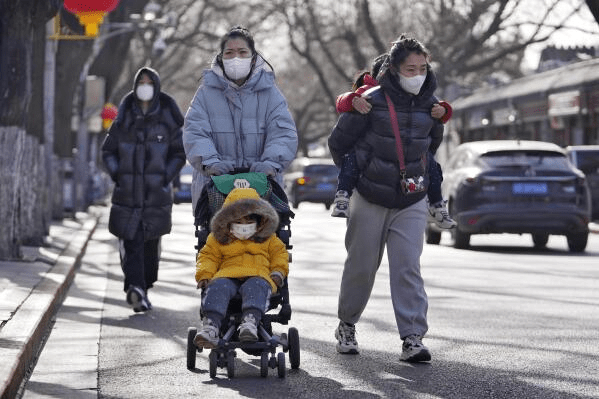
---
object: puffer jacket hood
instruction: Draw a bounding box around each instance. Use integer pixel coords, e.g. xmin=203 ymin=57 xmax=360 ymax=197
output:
xmin=132 ymin=67 xmax=162 ymax=114
xmin=210 ymin=188 xmax=279 ymax=245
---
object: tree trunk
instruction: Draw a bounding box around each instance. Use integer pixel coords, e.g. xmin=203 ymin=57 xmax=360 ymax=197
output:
xmin=0 ymin=1 xmax=60 ymax=259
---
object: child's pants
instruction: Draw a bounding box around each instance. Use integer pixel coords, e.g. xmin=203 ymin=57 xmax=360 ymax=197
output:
xmin=202 ymin=277 xmax=272 ymax=327
xmin=427 ymin=156 xmax=443 ymax=205
xmin=336 ymin=151 xmax=359 ymax=194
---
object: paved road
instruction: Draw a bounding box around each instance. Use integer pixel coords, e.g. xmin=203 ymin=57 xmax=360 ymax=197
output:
xmin=22 ymin=202 xmax=599 ymax=399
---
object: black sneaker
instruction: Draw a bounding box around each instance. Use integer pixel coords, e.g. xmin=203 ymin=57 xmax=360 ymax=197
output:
xmin=335 ymin=320 xmax=359 ymax=354
xmin=126 ymin=285 xmax=150 ymax=313
xmin=400 ymin=335 xmax=431 ymax=362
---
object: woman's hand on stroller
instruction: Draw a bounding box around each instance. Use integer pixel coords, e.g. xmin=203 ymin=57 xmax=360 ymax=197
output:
xmin=249 ymin=162 xmax=276 ymax=177
xmin=204 ymin=162 xmax=232 ymax=176
xmin=197 ymin=279 xmax=209 ymax=289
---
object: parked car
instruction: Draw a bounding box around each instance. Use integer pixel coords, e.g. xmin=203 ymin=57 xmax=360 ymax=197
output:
xmin=173 ymin=162 xmax=193 ymax=204
xmin=426 ymin=140 xmax=591 ymax=252
xmin=284 ymin=157 xmax=338 ymax=209
xmin=566 ymin=145 xmax=599 ymax=221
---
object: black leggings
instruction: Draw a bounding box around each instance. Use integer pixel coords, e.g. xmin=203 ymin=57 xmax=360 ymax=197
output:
xmin=120 ymin=223 xmax=161 ymax=292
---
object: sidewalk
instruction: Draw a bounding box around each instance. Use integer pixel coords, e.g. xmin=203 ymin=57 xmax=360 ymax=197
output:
xmin=0 ymin=206 xmax=596 ymax=399
xmin=0 ymin=207 xmax=103 ymax=399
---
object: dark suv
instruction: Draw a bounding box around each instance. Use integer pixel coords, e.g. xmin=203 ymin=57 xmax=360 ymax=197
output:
xmin=284 ymin=157 xmax=338 ymax=209
xmin=426 ymin=140 xmax=591 ymax=252
xmin=566 ymin=145 xmax=599 ymax=221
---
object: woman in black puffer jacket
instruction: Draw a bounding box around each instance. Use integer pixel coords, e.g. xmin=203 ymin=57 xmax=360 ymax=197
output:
xmin=328 ymin=35 xmax=443 ymax=362
xmin=102 ymin=67 xmax=185 ymax=312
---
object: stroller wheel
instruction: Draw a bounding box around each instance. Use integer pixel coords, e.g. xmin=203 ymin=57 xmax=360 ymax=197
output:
xmin=288 ymin=327 xmax=300 ymax=369
xmin=277 ymin=352 xmax=286 ymax=378
xmin=226 ymin=351 xmax=235 ymax=378
xmin=186 ymin=327 xmax=197 ymax=370
xmin=260 ymin=352 xmax=269 ymax=378
xmin=209 ymin=350 xmax=218 ymax=378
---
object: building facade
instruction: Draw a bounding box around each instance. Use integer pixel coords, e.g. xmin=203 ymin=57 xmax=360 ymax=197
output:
xmin=449 ymin=58 xmax=599 ymax=149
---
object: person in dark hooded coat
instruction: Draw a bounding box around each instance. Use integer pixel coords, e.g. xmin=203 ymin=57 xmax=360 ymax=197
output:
xmin=102 ymin=67 xmax=185 ymax=312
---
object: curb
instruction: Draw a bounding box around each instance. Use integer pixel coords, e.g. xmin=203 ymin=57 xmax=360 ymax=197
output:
xmin=0 ymin=212 xmax=100 ymax=399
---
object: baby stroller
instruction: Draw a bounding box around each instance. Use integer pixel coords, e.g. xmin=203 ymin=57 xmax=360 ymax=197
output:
xmin=186 ymin=170 xmax=300 ymax=378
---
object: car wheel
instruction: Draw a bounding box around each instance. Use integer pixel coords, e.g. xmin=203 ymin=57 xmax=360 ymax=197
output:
xmin=453 ymin=228 xmax=470 ymax=249
xmin=532 ymin=233 xmax=549 ymax=249
xmin=425 ymin=225 xmax=442 ymax=245
xmin=324 ymin=202 xmax=332 ymax=210
xmin=291 ymin=189 xmax=299 ymax=209
xmin=566 ymin=232 xmax=588 ymax=253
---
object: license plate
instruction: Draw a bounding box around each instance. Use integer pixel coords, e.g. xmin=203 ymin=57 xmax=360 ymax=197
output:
xmin=317 ymin=183 xmax=335 ymax=191
xmin=512 ymin=182 xmax=548 ymax=195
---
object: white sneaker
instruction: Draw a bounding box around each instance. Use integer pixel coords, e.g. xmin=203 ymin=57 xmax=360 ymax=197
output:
xmin=194 ymin=318 xmax=220 ymax=349
xmin=400 ymin=335 xmax=431 ymax=362
xmin=428 ymin=200 xmax=457 ymax=229
xmin=331 ymin=190 xmax=350 ymax=218
xmin=335 ymin=321 xmax=359 ymax=354
xmin=238 ymin=314 xmax=258 ymax=342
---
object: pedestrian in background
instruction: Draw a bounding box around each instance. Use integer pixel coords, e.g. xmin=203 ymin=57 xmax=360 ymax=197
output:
xmin=183 ymin=26 xmax=298 ymax=212
xmin=102 ymin=67 xmax=185 ymax=312
xmin=328 ymin=34 xmax=444 ymax=362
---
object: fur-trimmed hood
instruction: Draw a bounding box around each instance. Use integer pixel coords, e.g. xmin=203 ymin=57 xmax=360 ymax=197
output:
xmin=210 ymin=188 xmax=279 ymax=244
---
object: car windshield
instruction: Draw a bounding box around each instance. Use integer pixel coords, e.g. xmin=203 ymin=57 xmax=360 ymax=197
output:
xmin=573 ymin=151 xmax=599 ymax=174
xmin=305 ymin=164 xmax=338 ymax=175
xmin=480 ymin=151 xmax=570 ymax=170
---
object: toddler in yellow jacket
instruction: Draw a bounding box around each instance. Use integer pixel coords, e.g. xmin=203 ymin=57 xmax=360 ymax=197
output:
xmin=194 ymin=187 xmax=289 ymax=349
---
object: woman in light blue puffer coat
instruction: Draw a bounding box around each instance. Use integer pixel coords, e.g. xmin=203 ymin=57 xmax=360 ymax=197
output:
xmin=183 ymin=26 xmax=298 ymax=212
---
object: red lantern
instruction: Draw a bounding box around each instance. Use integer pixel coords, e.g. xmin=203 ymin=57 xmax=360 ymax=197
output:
xmin=63 ymin=0 xmax=121 ymax=37
xmin=101 ymin=103 xmax=118 ymax=130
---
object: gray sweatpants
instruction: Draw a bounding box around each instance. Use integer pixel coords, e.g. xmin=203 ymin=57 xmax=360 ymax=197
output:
xmin=338 ymin=191 xmax=429 ymax=339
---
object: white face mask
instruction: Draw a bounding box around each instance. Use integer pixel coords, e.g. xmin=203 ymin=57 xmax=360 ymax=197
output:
xmin=230 ymin=222 xmax=257 ymax=240
xmin=136 ymin=83 xmax=154 ymax=101
xmin=223 ymin=57 xmax=252 ymax=81
xmin=398 ymin=73 xmax=426 ymax=95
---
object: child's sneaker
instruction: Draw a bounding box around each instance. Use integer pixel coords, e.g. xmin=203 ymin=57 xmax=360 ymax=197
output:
xmin=335 ymin=320 xmax=359 ymax=354
xmin=194 ymin=318 xmax=220 ymax=349
xmin=238 ymin=314 xmax=259 ymax=342
xmin=428 ymin=200 xmax=457 ymax=229
xmin=331 ymin=190 xmax=350 ymax=218
xmin=400 ymin=334 xmax=431 ymax=362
